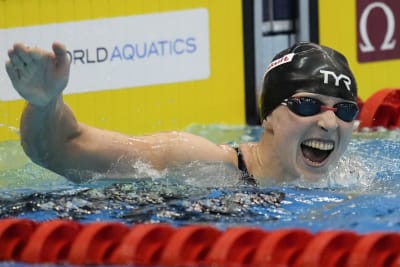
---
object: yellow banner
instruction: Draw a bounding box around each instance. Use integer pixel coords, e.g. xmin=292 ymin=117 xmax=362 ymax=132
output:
xmin=319 ymin=0 xmax=400 ymax=101
xmin=0 ymin=0 xmax=245 ymax=141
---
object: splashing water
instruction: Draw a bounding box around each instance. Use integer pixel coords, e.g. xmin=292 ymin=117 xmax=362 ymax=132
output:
xmin=0 ymin=125 xmax=399 ymax=233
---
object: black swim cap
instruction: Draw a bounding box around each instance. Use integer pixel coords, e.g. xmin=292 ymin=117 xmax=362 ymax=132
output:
xmin=259 ymin=42 xmax=357 ymax=120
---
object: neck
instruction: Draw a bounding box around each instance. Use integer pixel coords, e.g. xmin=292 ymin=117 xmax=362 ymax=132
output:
xmin=244 ymin=132 xmax=296 ymax=185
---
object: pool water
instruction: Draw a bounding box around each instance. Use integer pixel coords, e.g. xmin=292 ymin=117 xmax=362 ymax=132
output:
xmin=0 ymin=124 xmax=400 ymax=234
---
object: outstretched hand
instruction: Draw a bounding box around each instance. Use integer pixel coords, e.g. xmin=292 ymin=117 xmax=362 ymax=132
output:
xmin=5 ymin=42 xmax=70 ymax=108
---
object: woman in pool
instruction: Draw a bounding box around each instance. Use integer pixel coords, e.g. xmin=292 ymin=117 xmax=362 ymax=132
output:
xmin=5 ymin=42 xmax=358 ymax=185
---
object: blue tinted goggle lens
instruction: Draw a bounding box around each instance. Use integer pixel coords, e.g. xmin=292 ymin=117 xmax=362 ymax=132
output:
xmin=284 ymin=97 xmax=359 ymax=122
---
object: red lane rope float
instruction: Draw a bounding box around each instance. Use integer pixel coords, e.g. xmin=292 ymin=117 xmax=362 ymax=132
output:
xmin=0 ymin=218 xmax=36 ymax=261
xmin=251 ymin=228 xmax=313 ymax=267
xmin=160 ymin=225 xmax=221 ymax=266
xmin=347 ymin=232 xmax=400 ymax=267
xmin=20 ymin=220 xmax=81 ymax=264
xmin=110 ymin=223 xmax=175 ymax=265
xmin=298 ymin=230 xmax=360 ymax=267
xmin=67 ymin=222 xmax=129 ymax=265
xmin=2 ymin=219 xmax=400 ymax=266
xmin=204 ymin=227 xmax=267 ymax=266
xmin=358 ymin=88 xmax=400 ymax=129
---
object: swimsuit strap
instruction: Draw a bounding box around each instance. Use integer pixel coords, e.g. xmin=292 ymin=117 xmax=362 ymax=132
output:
xmin=234 ymin=147 xmax=257 ymax=185
xmin=235 ymin=147 xmax=249 ymax=173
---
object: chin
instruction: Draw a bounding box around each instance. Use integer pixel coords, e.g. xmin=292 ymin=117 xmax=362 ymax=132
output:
xmin=296 ymin=166 xmax=329 ymax=182
xmin=301 ymin=156 xmax=339 ymax=178
xmin=301 ymin=173 xmax=325 ymax=182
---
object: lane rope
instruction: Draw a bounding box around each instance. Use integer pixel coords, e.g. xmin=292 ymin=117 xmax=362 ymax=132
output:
xmin=1 ymin=218 xmax=400 ymax=266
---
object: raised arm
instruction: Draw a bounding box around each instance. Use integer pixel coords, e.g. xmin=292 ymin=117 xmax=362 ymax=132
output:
xmin=6 ymin=42 xmax=78 ymax=171
xmin=5 ymin=43 xmax=237 ymax=182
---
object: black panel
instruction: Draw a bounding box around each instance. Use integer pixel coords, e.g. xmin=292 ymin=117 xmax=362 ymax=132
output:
xmin=309 ymin=0 xmax=319 ymax=43
xmin=242 ymin=0 xmax=260 ymax=125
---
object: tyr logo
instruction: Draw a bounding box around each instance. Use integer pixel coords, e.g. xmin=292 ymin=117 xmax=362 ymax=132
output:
xmin=319 ymin=70 xmax=352 ymax=91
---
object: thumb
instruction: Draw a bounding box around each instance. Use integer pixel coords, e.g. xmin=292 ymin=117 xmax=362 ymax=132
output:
xmin=52 ymin=42 xmax=69 ymax=66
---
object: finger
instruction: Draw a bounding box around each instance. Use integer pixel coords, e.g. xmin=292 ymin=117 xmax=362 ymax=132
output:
xmin=8 ymin=48 xmax=32 ymax=80
xmin=5 ymin=61 xmax=20 ymax=81
xmin=13 ymin=43 xmax=33 ymax=66
xmin=52 ymin=42 xmax=70 ymax=66
xmin=8 ymin=48 xmax=26 ymax=69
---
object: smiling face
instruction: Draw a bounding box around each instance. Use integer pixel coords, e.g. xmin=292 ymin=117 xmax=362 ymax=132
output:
xmin=262 ymin=92 xmax=356 ymax=182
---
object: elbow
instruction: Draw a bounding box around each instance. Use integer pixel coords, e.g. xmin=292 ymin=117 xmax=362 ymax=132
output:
xmin=23 ymin=144 xmax=87 ymax=184
xmin=20 ymin=137 xmax=66 ymax=177
xmin=20 ymin=138 xmax=51 ymax=168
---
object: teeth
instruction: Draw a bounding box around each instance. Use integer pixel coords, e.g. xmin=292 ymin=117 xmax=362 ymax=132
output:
xmin=302 ymin=140 xmax=334 ymax=150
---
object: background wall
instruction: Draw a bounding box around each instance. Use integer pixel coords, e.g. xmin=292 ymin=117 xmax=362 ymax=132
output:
xmin=253 ymin=0 xmax=400 ymax=104
xmin=0 ymin=0 xmax=246 ymax=141
xmin=2 ymin=0 xmax=397 ymax=142
xmin=318 ymin=0 xmax=400 ymax=101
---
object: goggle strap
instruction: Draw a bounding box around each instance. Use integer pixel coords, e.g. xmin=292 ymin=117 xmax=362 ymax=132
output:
xmin=320 ymin=106 xmax=337 ymax=112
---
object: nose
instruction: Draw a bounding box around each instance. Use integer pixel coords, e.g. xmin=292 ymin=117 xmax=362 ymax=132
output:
xmin=317 ymin=109 xmax=338 ymax=132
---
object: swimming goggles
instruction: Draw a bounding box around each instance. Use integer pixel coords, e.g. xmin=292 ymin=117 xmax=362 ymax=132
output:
xmin=281 ymin=96 xmax=359 ymax=122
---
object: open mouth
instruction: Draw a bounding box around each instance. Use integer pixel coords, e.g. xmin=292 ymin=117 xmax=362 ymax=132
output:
xmin=301 ymin=139 xmax=334 ymax=166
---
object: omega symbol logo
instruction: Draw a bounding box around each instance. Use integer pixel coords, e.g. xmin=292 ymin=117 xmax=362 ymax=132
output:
xmin=359 ymin=1 xmax=396 ymax=53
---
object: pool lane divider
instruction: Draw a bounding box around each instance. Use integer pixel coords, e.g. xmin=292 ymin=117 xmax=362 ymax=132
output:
xmin=358 ymin=88 xmax=400 ymax=130
xmin=1 ymin=219 xmax=400 ymax=266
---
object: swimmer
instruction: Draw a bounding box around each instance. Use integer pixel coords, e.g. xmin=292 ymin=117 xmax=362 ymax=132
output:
xmin=5 ymin=42 xmax=358 ymax=185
